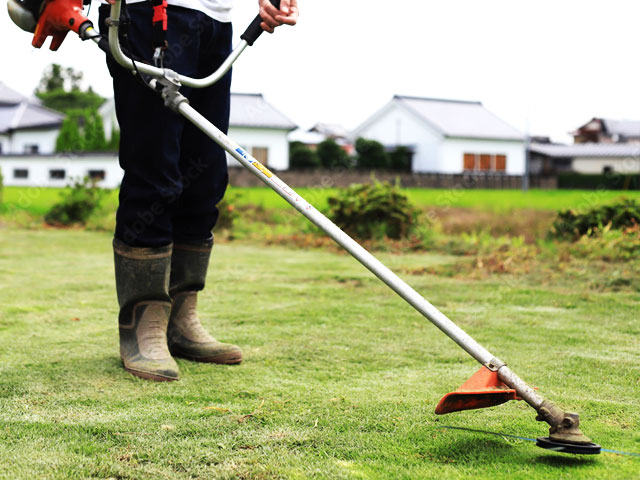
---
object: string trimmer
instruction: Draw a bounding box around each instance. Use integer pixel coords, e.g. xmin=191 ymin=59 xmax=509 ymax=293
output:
xmin=8 ymin=0 xmax=602 ymax=455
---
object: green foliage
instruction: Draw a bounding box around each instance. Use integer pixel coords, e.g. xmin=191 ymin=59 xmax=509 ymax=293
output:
xmin=557 ymin=172 xmax=640 ymax=190
xmin=37 ymin=89 xmax=105 ymax=114
xmin=316 ymin=138 xmax=351 ymax=169
xmin=55 ymin=114 xmax=84 ymax=153
xmin=107 ymin=129 xmax=120 ymax=152
xmin=327 ymin=182 xmax=421 ymax=239
xmin=355 ymin=137 xmax=390 ymax=170
xmin=390 ymin=146 xmax=413 ymax=171
xmin=0 ymin=167 xmax=4 ymax=205
xmin=214 ymin=191 xmax=241 ymax=233
xmin=36 ymin=64 xmax=104 ymax=113
xmin=83 ymin=110 xmax=107 ymax=151
xmin=44 ymin=177 xmax=108 ymax=226
xmin=551 ymin=197 xmax=640 ymax=240
xmin=289 ymin=141 xmax=320 ymax=169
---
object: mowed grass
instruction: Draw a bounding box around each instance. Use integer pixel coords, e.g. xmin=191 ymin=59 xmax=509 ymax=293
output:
xmin=3 ymin=186 xmax=640 ymax=218
xmin=0 ymin=228 xmax=638 ymax=479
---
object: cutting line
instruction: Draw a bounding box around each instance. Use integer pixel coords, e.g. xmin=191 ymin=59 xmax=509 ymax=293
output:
xmin=439 ymin=425 xmax=640 ymax=457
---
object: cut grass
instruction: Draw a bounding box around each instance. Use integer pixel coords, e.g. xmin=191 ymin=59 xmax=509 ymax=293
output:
xmin=0 ymin=228 xmax=638 ymax=479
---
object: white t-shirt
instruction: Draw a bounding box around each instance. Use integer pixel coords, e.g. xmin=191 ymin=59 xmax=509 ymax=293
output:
xmin=119 ymin=0 xmax=234 ymax=23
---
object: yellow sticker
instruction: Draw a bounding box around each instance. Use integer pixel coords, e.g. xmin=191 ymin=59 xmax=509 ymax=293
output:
xmin=252 ymin=161 xmax=274 ymax=178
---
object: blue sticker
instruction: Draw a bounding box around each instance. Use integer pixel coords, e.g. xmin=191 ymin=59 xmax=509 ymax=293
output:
xmin=235 ymin=147 xmax=250 ymax=161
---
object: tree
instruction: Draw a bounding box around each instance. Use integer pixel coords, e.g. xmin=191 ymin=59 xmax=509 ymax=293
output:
xmin=56 ymin=114 xmax=84 ymax=152
xmin=107 ymin=129 xmax=121 ymax=152
xmin=35 ymin=64 xmax=105 ymax=113
xmin=84 ymin=109 xmax=107 ymax=151
xmin=316 ymin=138 xmax=351 ymax=169
xmin=289 ymin=142 xmax=320 ymax=170
xmin=355 ymin=138 xmax=390 ymax=170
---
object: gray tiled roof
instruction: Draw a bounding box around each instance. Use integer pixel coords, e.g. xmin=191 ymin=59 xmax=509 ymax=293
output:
xmin=530 ymin=143 xmax=640 ymax=158
xmin=0 ymin=102 xmax=64 ymax=133
xmin=230 ymin=93 xmax=297 ymax=130
xmin=394 ymin=95 xmax=524 ymax=141
xmin=0 ymin=82 xmax=27 ymax=105
xmin=602 ymin=119 xmax=640 ymax=138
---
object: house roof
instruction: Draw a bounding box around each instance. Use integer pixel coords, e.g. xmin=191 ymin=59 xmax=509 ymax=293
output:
xmin=0 ymin=82 xmax=28 ymax=106
xmin=392 ymin=95 xmax=524 ymax=141
xmin=0 ymin=101 xmax=64 ymax=134
xmin=230 ymin=93 xmax=297 ymax=130
xmin=0 ymin=82 xmax=64 ymax=133
xmin=601 ymin=119 xmax=640 ymax=138
xmin=529 ymin=142 xmax=640 ymax=158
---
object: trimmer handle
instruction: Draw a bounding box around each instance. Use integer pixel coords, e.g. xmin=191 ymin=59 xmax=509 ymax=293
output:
xmin=240 ymin=0 xmax=282 ymax=46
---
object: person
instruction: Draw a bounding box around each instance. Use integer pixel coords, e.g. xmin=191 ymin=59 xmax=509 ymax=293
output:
xmin=98 ymin=0 xmax=298 ymax=381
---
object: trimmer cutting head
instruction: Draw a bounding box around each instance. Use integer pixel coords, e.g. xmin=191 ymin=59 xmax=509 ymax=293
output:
xmin=536 ymin=437 xmax=602 ymax=455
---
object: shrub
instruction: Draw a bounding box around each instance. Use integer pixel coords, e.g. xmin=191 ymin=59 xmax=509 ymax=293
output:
xmin=0 ymin=167 xmax=3 ymax=205
xmin=44 ymin=176 xmax=108 ymax=226
xmin=355 ymin=138 xmax=390 ymax=170
xmin=550 ymin=197 xmax=640 ymax=240
xmin=317 ymin=139 xmax=351 ymax=169
xmin=327 ymin=182 xmax=421 ymax=240
xmin=214 ymin=191 xmax=241 ymax=232
xmin=557 ymin=173 xmax=640 ymax=190
xmin=390 ymin=146 xmax=412 ymax=171
xmin=289 ymin=142 xmax=320 ymax=170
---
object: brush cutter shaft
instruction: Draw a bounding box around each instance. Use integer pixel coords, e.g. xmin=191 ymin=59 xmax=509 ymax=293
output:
xmin=179 ymin=101 xmax=551 ymax=414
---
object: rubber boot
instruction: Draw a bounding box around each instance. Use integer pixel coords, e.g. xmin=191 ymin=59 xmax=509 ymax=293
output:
xmin=113 ymin=238 xmax=179 ymax=381
xmin=168 ymin=238 xmax=243 ymax=365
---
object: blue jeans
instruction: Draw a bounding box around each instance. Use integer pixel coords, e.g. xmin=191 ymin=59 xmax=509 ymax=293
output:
xmin=99 ymin=4 xmax=232 ymax=247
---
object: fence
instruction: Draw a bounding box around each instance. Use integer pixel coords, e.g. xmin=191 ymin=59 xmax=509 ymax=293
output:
xmin=228 ymin=168 xmax=558 ymax=189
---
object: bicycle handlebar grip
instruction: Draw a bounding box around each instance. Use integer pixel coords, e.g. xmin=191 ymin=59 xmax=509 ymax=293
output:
xmin=240 ymin=0 xmax=281 ymax=46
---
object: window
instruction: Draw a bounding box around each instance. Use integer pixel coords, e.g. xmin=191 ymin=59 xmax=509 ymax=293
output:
xmin=24 ymin=144 xmax=39 ymax=154
xmin=49 ymin=169 xmax=66 ymax=180
xmin=88 ymin=170 xmax=106 ymax=181
xmin=13 ymin=169 xmax=29 ymax=179
xmin=252 ymin=147 xmax=269 ymax=166
xmin=462 ymin=153 xmax=508 ymax=173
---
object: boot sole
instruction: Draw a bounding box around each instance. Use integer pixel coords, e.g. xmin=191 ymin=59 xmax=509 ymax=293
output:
xmin=124 ymin=366 xmax=179 ymax=382
xmin=173 ymin=350 xmax=243 ymax=365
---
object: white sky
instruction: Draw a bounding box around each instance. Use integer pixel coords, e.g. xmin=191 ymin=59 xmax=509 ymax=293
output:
xmin=2 ymin=0 xmax=640 ymax=143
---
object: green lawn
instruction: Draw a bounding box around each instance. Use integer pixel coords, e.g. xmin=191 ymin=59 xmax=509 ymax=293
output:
xmin=0 ymin=228 xmax=638 ymax=479
xmin=3 ymin=186 xmax=640 ymax=218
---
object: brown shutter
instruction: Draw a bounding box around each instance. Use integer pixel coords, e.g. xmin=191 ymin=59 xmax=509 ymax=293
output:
xmin=463 ymin=153 xmax=475 ymax=171
xmin=495 ymin=155 xmax=507 ymax=171
xmin=479 ymin=154 xmax=491 ymax=171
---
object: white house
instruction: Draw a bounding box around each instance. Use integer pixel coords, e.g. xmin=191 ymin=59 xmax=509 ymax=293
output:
xmin=0 ymin=82 xmax=64 ymax=155
xmin=227 ymin=93 xmax=297 ymax=171
xmin=529 ymin=143 xmax=640 ymax=175
xmin=351 ymin=95 xmax=526 ymax=175
xmin=0 ymin=91 xmax=297 ymax=187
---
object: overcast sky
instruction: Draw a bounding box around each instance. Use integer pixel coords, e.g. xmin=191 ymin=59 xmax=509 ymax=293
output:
xmin=2 ymin=0 xmax=640 ymax=143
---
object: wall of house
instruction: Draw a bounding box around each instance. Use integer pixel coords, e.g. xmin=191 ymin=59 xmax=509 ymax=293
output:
xmin=6 ymin=129 xmax=59 ymax=155
xmin=0 ymin=134 xmax=8 ymax=155
xmin=353 ymin=105 xmax=443 ymax=172
xmin=226 ymin=127 xmax=290 ymax=171
xmin=0 ymin=154 xmax=122 ymax=188
xmin=439 ymin=138 xmax=526 ymax=175
xmin=572 ymin=157 xmax=640 ymax=174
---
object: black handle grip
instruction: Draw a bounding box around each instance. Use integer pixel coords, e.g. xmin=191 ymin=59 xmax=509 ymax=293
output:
xmin=240 ymin=0 xmax=281 ymax=46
